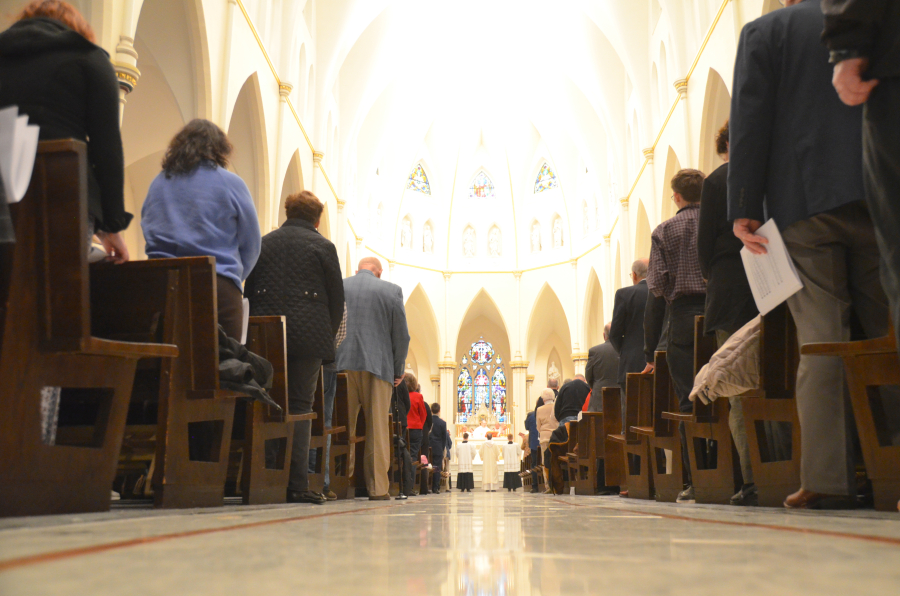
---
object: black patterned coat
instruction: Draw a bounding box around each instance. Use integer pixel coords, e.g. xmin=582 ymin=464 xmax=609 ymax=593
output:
xmin=244 ymin=218 xmax=344 ymax=362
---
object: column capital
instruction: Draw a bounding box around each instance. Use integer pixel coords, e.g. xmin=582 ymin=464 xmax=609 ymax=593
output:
xmin=355 ymin=237 xmax=363 ymax=250
xmin=336 ymin=199 xmax=346 ymax=213
xmin=526 ymin=375 xmax=534 ymax=383
xmin=512 ymin=270 xmax=523 ymax=279
xmin=388 ymin=261 xmax=395 ymax=272
xmin=674 ymin=78 xmax=689 ymax=96
xmin=571 ymin=352 xmax=589 ymax=362
xmin=619 ymin=196 xmax=630 ymax=210
xmin=443 ymin=271 xmax=452 ymax=281
xmin=642 ymin=147 xmax=655 ymax=163
xmin=438 ymin=360 xmax=457 ymax=370
xmin=430 ymin=375 xmax=441 ymax=383
xmin=313 ymin=151 xmax=324 ymax=164
xmin=603 ymin=233 xmax=612 ymax=245
xmin=112 ymin=35 xmax=140 ymax=95
xmin=569 ymin=259 xmax=578 ymax=269
xmin=509 ymin=360 xmax=530 ymax=369
xmin=278 ymin=82 xmax=294 ymax=98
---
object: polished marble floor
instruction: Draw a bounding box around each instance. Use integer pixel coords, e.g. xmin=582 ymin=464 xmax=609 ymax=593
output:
xmin=1 ymin=492 xmax=899 ymax=595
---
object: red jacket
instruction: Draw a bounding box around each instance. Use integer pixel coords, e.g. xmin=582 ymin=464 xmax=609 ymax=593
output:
xmin=407 ymin=392 xmax=428 ymax=429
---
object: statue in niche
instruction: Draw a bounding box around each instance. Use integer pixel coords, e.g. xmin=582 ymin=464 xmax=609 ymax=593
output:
xmin=423 ymin=223 xmax=434 ymax=254
xmin=547 ymin=361 xmax=561 ymax=384
xmin=531 ymin=222 xmax=542 ymax=253
xmin=400 ymin=219 xmax=411 ymax=249
xmin=463 ymin=227 xmax=476 ymax=257
xmin=488 ymin=227 xmax=501 ymax=257
xmin=583 ymin=202 xmax=590 ymax=234
xmin=552 ymin=218 xmax=563 ymax=248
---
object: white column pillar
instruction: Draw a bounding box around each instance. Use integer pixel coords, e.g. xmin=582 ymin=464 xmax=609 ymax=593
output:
xmin=513 ymin=271 xmax=523 ymax=360
xmin=675 ymin=79 xmax=693 ymax=167
xmin=570 ymin=259 xmax=580 ymax=353
xmin=618 ymin=197 xmax=632 ymax=275
xmin=642 ymin=147 xmax=656 ymax=222
xmin=526 ymin=375 xmax=534 ymax=399
xmin=430 ymin=375 xmax=441 ymax=407
xmin=271 ymin=82 xmax=293 ymax=233
xmin=439 ymin=362 xmax=456 ymax=436
xmin=219 ymin=0 xmax=238 ymax=125
xmin=603 ymin=234 xmax=613 ymax=316
xmin=443 ymin=272 xmax=452 ymax=361
xmin=510 ymin=360 xmax=529 ymax=431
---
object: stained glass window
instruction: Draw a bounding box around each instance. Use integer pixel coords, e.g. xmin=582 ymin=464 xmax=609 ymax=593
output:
xmin=457 ymin=337 xmax=508 ymax=425
xmin=491 ymin=367 xmax=507 ymax=422
xmin=457 ymin=368 xmax=473 ymax=423
xmin=534 ymin=162 xmax=559 ymax=194
xmin=469 ymin=171 xmax=494 ymax=199
xmin=406 ymin=164 xmax=431 ymax=195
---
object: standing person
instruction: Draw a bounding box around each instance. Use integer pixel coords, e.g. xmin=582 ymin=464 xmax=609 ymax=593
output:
xmin=336 ymin=257 xmax=410 ymax=500
xmin=390 ymin=377 xmax=415 ymax=497
xmin=478 ymin=433 xmax=501 ymax=492
xmin=523 ymin=405 xmax=541 ymax=492
xmin=585 ymin=323 xmax=620 ymax=412
xmin=244 ymin=191 xmax=343 ymax=505
xmin=502 ymin=434 xmax=524 ymax=492
xmin=535 ymin=388 xmax=558 ymax=489
xmin=644 ymin=168 xmax=707 ymax=504
xmin=697 ymin=121 xmax=760 ymax=506
xmin=729 ymin=0 xmax=889 ymax=509
xmin=456 ymin=433 xmax=475 ymax=492
xmin=428 ymin=403 xmax=450 ymax=494
xmin=0 ymin=0 xmax=132 ymax=262
xmin=822 ymin=0 xmax=900 ymax=356
xmin=405 ymin=373 xmax=429 ymax=461
xmin=609 ymin=259 xmax=650 ymax=427
xmin=142 ymin=119 xmax=260 ymax=340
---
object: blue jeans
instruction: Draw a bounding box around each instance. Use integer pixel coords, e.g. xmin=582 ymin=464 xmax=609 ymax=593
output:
xmin=307 ymin=367 xmax=337 ymax=489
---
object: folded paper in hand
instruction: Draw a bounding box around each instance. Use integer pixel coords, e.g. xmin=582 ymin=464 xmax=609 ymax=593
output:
xmin=740 ymin=219 xmax=803 ymax=315
xmin=0 ymin=106 xmax=40 ymax=204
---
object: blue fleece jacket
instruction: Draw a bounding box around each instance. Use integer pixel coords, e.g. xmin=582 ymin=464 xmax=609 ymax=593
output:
xmin=141 ymin=163 xmax=261 ymax=290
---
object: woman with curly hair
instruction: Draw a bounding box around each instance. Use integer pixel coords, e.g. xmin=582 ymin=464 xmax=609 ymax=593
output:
xmin=141 ymin=119 xmax=261 ymax=339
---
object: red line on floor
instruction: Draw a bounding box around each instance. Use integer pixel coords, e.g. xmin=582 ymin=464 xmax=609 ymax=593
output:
xmin=0 ymin=503 xmax=404 ymax=573
xmin=550 ymin=498 xmax=900 ymax=546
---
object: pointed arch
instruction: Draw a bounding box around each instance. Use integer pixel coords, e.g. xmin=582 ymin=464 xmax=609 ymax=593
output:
xmin=405 ymin=284 xmax=442 ymax=402
xmin=661 ymin=146 xmax=682 ymax=222
xmin=526 ymin=283 xmax=574 ymax=393
xmin=635 ymin=200 xmax=652 ymax=260
xmin=228 ymin=72 xmax=270 ymax=226
xmin=584 ymin=268 xmax=605 ymax=349
xmin=277 ymin=150 xmax=305 ymax=228
xmin=699 ymin=68 xmax=732 ymax=175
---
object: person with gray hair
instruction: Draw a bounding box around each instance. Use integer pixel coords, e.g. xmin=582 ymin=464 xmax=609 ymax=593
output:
xmin=336 ymin=256 xmax=410 ymax=500
xmin=585 ymin=322 xmax=619 ymax=412
xmin=609 ymin=258 xmax=650 ymax=428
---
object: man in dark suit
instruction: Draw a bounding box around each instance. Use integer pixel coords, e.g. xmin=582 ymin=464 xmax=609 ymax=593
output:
xmin=584 ymin=323 xmax=619 ymax=412
xmin=428 ymin=403 xmax=450 ymax=494
xmin=729 ymin=0 xmax=890 ymax=509
xmin=609 ymin=258 xmax=650 ymax=424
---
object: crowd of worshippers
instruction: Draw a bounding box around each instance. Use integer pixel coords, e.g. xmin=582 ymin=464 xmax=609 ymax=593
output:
xmin=521 ymin=0 xmax=900 ymax=511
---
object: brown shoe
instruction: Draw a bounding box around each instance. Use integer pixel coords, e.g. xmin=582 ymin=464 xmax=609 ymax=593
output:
xmin=368 ymin=494 xmax=390 ymax=501
xmin=784 ymin=488 xmax=852 ymax=509
xmin=619 ymin=489 xmax=629 ymax=497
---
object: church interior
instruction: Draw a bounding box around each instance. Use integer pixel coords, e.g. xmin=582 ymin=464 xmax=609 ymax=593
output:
xmin=1 ymin=0 xmax=899 ymax=594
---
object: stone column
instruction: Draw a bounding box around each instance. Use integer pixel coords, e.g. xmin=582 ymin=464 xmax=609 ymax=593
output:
xmin=603 ymin=234 xmax=613 ymax=315
xmin=513 ymin=271 xmax=523 ymax=360
xmin=219 ymin=0 xmax=239 ymax=125
xmin=271 ymin=82 xmax=293 ymax=233
xmin=674 ymin=79 xmax=693 ymax=167
xmin=430 ymin=375 xmax=441 ymax=408
xmin=526 ymin=375 xmax=534 ymax=398
xmin=572 ymin=352 xmax=588 ymax=377
xmin=510 ymin=359 xmax=530 ymax=430
xmin=642 ymin=147 xmax=656 ymax=221
xmin=570 ymin=259 xmax=580 ymax=354
xmin=618 ymin=196 xmax=632 ymax=279
xmin=113 ymin=37 xmax=139 ymax=122
xmin=439 ymin=361 xmax=457 ymax=435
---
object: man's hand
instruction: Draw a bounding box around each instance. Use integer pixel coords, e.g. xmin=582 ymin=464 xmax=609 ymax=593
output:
xmin=394 ymin=377 xmax=403 ymax=387
xmin=641 ymin=363 xmax=655 ymax=374
xmin=833 ymin=58 xmax=878 ymax=106
xmin=733 ymin=219 xmax=768 ymax=255
xmin=96 ymin=231 xmax=130 ymax=264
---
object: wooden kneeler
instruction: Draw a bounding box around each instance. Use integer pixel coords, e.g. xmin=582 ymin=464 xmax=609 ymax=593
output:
xmin=0 ymin=141 xmax=178 ymax=517
xmin=802 ymin=332 xmax=900 ymax=511
xmin=572 ymin=413 xmax=605 ymax=494
xmin=636 ymin=352 xmax=685 ymax=502
xmin=608 ymin=374 xmax=655 ymax=499
xmin=662 ymin=316 xmax=741 ymax=503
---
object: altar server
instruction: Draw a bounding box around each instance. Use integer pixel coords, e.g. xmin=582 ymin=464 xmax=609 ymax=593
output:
xmin=502 ymin=434 xmax=523 ymax=492
xmin=456 ymin=432 xmax=475 ymax=492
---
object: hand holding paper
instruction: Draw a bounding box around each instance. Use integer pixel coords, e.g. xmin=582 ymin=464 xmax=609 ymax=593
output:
xmin=740 ymin=219 xmax=803 ymax=315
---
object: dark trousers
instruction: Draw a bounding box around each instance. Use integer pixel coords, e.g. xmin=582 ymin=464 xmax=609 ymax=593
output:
xmin=216 ymin=274 xmax=244 ymax=340
xmin=430 ymin=446 xmax=443 ymax=492
xmin=666 ymin=296 xmax=706 ymax=484
xmin=864 ymin=77 xmax=900 ymax=355
xmin=408 ymin=429 xmax=424 ymax=461
xmin=530 ymin=450 xmax=541 ymax=490
xmin=287 ymin=357 xmax=322 ymax=492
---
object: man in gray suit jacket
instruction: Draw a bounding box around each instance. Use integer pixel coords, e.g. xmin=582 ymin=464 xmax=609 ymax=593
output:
xmin=336 ymin=257 xmax=410 ymax=499
xmin=584 ymin=324 xmax=619 ymax=412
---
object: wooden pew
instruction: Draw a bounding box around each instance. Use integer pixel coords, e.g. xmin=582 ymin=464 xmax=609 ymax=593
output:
xmin=328 ymin=373 xmax=359 ymax=499
xmin=607 ymin=373 xmax=655 ymax=499
xmin=308 ymin=368 xmax=347 ymax=496
xmin=90 ymin=257 xmax=249 ymax=508
xmin=0 ymin=140 xmax=178 ymax=517
xmin=739 ymin=304 xmax=801 ymax=507
xmin=661 ymin=316 xmax=740 ymax=503
xmin=601 ymin=387 xmax=626 ymax=491
xmin=550 ymin=419 xmax=578 ymax=494
xmin=635 ymin=352 xmax=684 ymax=502
xmin=801 ymin=332 xmax=900 ymax=511
xmin=572 ymin=412 xmax=605 ymax=495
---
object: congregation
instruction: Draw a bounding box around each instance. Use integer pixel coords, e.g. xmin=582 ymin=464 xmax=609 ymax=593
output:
xmin=1 ymin=0 xmax=900 ymax=519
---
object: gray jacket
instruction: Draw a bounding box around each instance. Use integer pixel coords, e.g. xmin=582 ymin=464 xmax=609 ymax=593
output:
xmin=585 ymin=341 xmax=619 ymax=411
xmin=336 ymin=270 xmax=410 ymax=384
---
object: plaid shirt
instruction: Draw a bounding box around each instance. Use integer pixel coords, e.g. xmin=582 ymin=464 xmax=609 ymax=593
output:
xmin=334 ymin=302 xmax=347 ymax=349
xmin=647 ymin=204 xmax=706 ymax=302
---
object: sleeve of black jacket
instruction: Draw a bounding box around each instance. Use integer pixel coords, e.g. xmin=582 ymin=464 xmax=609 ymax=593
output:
xmin=608 ymin=289 xmax=627 ymax=354
xmin=644 ymin=292 xmax=666 ymax=363
xmin=822 ymin=0 xmax=887 ymax=54
xmin=321 ymin=241 xmax=345 ymax=337
xmin=727 ymin=20 xmax=777 ymax=223
xmin=697 ymin=173 xmax=720 ymax=281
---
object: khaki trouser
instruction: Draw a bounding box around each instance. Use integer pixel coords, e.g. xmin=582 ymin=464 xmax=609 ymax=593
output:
xmin=346 ymin=370 xmax=393 ymax=497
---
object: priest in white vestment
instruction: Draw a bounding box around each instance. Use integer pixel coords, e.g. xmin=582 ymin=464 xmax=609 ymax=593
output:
xmin=478 ymin=433 xmax=501 ymax=491
xmin=455 ymin=432 xmax=475 ymax=492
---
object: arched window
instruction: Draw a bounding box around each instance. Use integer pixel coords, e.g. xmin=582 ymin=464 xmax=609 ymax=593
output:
xmin=406 ymin=164 xmax=431 ymax=195
xmin=534 ymin=162 xmax=559 ymax=194
xmin=469 ymin=171 xmax=494 ymax=199
xmin=456 ymin=339 xmax=507 ymax=424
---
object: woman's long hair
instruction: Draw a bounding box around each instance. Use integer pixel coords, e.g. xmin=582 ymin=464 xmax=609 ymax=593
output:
xmin=17 ymin=0 xmax=95 ymax=43
xmin=161 ymin=119 xmax=232 ymax=178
